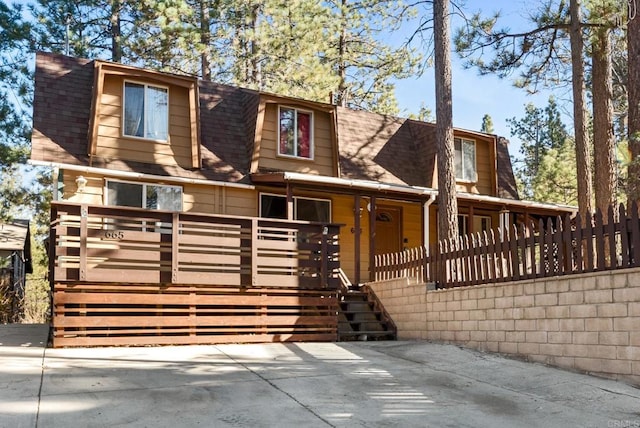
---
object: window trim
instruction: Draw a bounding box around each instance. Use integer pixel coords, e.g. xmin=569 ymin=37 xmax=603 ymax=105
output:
xmin=104 ymin=179 xmax=183 ymax=211
xmin=259 ymin=192 xmax=331 ymax=222
xmin=277 ymin=106 xmax=314 ymax=160
xmin=122 ymin=80 xmax=170 ymax=143
xmin=454 ymin=137 xmax=477 ymax=183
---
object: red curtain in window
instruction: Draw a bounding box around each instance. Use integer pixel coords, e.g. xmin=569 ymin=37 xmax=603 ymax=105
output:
xmin=297 ymin=112 xmax=310 ymax=158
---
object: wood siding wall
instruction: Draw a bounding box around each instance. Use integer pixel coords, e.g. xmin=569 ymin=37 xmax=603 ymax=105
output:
xmin=259 ymin=104 xmax=335 ymax=176
xmin=59 ymin=170 xmax=256 ymax=217
xmin=95 ymin=75 xmax=194 ymax=168
xmin=455 ymin=138 xmax=495 ymax=195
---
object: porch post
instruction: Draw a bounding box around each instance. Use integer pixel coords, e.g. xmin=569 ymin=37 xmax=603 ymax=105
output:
xmin=369 ymin=196 xmax=377 ymax=282
xmin=469 ymin=205 xmax=475 ymax=234
xmin=422 ymin=200 xmax=430 ymax=247
xmin=286 ymin=182 xmax=294 ymax=220
xmin=354 ymin=194 xmax=361 ymax=286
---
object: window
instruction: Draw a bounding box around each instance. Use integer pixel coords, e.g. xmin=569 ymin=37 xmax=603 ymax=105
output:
xmin=278 ymin=107 xmax=313 ymax=159
xmin=106 ymin=180 xmax=182 ymax=211
xmin=123 ymin=82 xmax=169 ymax=141
xmin=458 ymin=214 xmax=491 ymax=236
xmin=455 ymin=137 xmax=477 ymax=182
xmin=260 ymin=194 xmax=330 ymax=222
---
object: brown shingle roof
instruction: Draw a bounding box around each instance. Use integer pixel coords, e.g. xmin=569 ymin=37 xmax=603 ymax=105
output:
xmin=31 ymin=52 xmax=519 ymax=198
xmin=31 ymin=52 xmax=93 ymax=165
xmin=496 ymin=137 xmax=519 ymax=200
xmin=336 ymin=107 xmax=436 ymax=187
xmin=32 ymin=52 xmax=258 ymax=183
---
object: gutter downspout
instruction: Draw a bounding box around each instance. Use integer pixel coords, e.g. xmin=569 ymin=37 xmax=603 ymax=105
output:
xmin=423 ymin=194 xmax=436 ymax=248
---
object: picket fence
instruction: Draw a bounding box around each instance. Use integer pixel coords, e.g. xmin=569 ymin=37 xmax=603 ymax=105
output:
xmin=374 ymin=203 xmax=640 ymax=288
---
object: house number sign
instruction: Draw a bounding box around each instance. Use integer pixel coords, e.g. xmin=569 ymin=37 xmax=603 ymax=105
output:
xmin=103 ymin=230 xmax=125 ymax=240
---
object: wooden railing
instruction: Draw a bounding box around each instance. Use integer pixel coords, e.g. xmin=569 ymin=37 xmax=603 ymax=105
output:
xmin=375 ymin=203 xmax=640 ymax=289
xmin=51 ymin=202 xmax=341 ymax=289
xmin=49 ymin=202 xmax=342 ymax=347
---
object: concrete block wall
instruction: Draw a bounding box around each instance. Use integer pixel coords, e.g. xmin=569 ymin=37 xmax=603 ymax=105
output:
xmin=367 ymin=268 xmax=640 ymax=386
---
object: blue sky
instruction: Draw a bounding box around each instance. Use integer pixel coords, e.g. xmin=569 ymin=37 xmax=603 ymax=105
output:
xmin=393 ymin=0 xmax=572 ymax=160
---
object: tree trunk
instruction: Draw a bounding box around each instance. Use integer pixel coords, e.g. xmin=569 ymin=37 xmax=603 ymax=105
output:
xmin=592 ymin=27 xmax=617 ymax=217
xmin=569 ymin=0 xmax=593 ymax=219
xmin=110 ymin=0 xmax=122 ymax=62
xmin=628 ymin=8 xmax=640 ymax=204
xmin=200 ymin=0 xmax=211 ymax=80
xmin=336 ymin=0 xmax=348 ymax=107
xmin=250 ymin=2 xmax=262 ymax=89
xmin=434 ymin=0 xmax=458 ymax=242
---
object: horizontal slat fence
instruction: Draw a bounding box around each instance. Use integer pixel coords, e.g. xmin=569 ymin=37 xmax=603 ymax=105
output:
xmin=375 ymin=203 xmax=640 ymax=289
xmin=50 ymin=202 xmax=341 ymax=347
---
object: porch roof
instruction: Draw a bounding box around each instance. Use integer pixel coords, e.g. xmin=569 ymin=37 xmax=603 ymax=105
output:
xmin=251 ymin=171 xmax=578 ymax=216
xmin=0 ymin=221 xmax=30 ymax=253
xmin=251 ymin=171 xmax=438 ymax=199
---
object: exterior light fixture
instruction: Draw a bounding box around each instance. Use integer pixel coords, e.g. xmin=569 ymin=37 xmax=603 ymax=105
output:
xmin=75 ymin=175 xmax=87 ymax=193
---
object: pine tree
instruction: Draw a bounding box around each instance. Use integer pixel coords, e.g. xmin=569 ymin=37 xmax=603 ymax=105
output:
xmin=434 ymin=0 xmax=458 ymax=241
xmin=532 ymin=138 xmax=578 ymax=205
xmin=0 ymin=1 xmax=32 ymax=221
xmin=481 ymin=114 xmax=494 ymax=133
xmin=508 ymin=97 xmax=569 ymax=200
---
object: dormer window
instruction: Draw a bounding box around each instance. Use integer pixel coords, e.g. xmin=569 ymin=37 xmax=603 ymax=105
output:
xmin=454 ymin=137 xmax=477 ymax=182
xmin=123 ymin=81 xmax=169 ymax=141
xmin=278 ymin=106 xmax=313 ymax=159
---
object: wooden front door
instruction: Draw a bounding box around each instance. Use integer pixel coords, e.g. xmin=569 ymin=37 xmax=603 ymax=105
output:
xmin=374 ymin=206 xmax=402 ymax=255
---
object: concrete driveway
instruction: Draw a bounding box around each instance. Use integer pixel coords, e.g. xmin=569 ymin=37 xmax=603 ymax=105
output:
xmin=1 ymin=324 xmax=639 ymax=428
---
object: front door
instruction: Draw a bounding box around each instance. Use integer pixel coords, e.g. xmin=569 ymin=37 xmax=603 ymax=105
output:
xmin=374 ymin=206 xmax=402 ymax=255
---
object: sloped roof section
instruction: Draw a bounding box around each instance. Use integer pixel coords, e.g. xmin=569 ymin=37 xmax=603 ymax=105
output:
xmin=198 ymin=81 xmax=259 ymax=181
xmin=31 ymin=52 xmax=93 ymax=165
xmin=0 ymin=220 xmax=32 ymax=273
xmin=496 ymin=137 xmax=519 ymax=200
xmin=336 ymin=107 xmax=433 ymax=187
xmin=31 ymin=52 xmax=257 ymax=183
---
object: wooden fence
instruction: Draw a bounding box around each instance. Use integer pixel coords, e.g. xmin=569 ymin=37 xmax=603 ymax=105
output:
xmin=374 ymin=203 xmax=640 ymax=289
xmin=50 ymin=202 xmax=341 ymax=347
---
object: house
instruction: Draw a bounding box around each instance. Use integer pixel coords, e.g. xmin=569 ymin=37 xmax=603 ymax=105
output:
xmin=0 ymin=220 xmax=33 ymax=321
xmin=30 ymin=52 xmax=576 ymax=346
xmin=31 ymin=52 xmax=574 ymax=285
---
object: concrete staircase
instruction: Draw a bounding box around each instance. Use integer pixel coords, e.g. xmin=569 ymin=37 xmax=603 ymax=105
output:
xmin=337 ymin=286 xmax=397 ymax=341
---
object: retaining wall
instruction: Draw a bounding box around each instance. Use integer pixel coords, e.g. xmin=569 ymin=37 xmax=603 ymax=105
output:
xmin=367 ymin=268 xmax=640 ymax=386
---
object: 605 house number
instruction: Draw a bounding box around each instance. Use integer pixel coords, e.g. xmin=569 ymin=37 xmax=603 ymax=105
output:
xmin=103 ymin=230 xmax=125 ymax=240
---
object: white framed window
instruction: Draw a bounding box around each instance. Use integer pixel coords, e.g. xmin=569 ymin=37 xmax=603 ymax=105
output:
xmin=458 ymin=214 xmax=491 ymax=236
xmin=105 ymin=180 xmax=182 ymax=211
xmin=278 ymin=106 xmax=313 ymax=159
xmin=123 ymin=81 xmax=169 ymax=141
xmin=455 ymin=137 xmax=477 ymax=182
xmin=260 ymin=193 xmax=331 ymax=222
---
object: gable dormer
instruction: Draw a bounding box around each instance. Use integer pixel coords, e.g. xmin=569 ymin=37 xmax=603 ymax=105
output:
xmin=251 ymin=94 xmax=337 ymax=177
xmin=88 ymin=61 xmax=200 ymax=170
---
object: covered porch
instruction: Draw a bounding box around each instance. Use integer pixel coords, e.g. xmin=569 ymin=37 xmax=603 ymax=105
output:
xmin=251 ymin=172 xmax=576 ymax=286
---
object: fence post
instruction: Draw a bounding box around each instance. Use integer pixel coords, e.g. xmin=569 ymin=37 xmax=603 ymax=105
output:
xmin=510 ymin=224 xmax=520 ymax=281
xmin=79 ymin=204 xmax=88 ymax=281
xmin=251 ymin=218 xmax=258 ymax=286
xmin=607 ymin=205 xmax=617 ymax=269
xmin=321 ymin=225 xmax=328 ymax=288
xmin=563 ymin=214 xmax=573 ymax=274
xmin=574 ymin=214 xmax=583 ymax=274
xmin=595 ymin=209 xmax=606 ymax=270
xmin=631 ymin=202 xmax=640 ymax=267
xmin=585 ymin=211 xmax=594 ymax=272
xmin=619 ymin=203 xmax=630 ymax=268
xmin=172 ymin=212 xmax=179 ymax=283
